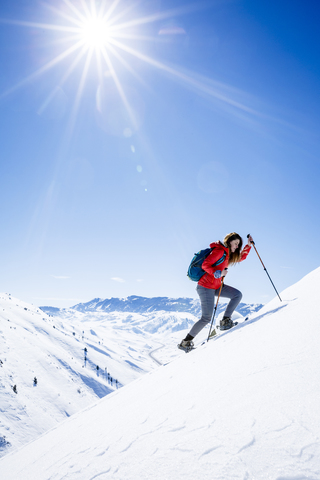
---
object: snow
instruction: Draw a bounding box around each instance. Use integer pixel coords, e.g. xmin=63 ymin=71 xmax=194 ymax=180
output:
xmin=0 ymin=291 xmax=261 ymax=456
xmin=1 ymin=267 xmax=320 ymax=479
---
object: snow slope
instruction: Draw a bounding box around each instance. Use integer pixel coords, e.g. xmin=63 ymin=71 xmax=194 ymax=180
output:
xmin=0 ymin=293 xmax=262 ymax=458
xmin=0 ymin=295 xmax=155 ymax=456
xmin=1 ymin=267 xmax=320 ymax=479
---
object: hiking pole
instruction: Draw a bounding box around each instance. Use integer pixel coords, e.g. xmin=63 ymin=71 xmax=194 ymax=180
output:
xmin=247 ymin=234 xmax=282 ymax=302
xmin=207 ymin=273 xmax=226 ymax=342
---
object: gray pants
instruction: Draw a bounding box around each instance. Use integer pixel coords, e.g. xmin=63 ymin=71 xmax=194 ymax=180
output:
xmin=188 ymin=284 xmax=242 ymax=338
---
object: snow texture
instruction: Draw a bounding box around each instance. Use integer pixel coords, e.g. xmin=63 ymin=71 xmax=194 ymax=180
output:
xmin=0 ymin=267 xmax=320 ymax=479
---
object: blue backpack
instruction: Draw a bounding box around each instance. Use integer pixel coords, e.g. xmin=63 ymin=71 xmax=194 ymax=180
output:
xmin=187 ymin=247 xmax=226 ymax=282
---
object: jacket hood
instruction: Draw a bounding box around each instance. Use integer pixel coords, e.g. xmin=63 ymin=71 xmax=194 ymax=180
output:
xmin=209 ymin=241 xmax=228 ymax=251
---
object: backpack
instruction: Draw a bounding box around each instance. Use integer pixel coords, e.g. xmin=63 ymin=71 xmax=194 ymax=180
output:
xmin=187 ymin=247 xmax=226 ymax=282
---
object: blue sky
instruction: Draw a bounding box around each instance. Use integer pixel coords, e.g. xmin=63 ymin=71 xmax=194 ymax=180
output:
xmin=0 ymin=0 xmax=319 ymax=308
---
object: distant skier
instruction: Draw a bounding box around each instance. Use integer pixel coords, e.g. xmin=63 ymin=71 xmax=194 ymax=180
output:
xmin=179 ymin=233 xmax=253 ymax=350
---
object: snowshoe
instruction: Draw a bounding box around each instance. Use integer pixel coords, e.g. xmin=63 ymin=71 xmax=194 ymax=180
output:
xmin=208 ymin=328 xmax=217 ymax=339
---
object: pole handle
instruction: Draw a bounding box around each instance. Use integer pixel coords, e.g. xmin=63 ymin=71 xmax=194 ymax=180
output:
xmin=247 ymin=233 xmax=255 ymax=245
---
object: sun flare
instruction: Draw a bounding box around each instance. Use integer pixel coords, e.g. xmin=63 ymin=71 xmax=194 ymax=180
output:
xmin=1 ymin=0 xmax=226 ymax=140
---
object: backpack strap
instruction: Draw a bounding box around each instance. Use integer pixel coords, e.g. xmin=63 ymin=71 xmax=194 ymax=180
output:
xmin=201 ymin=250 xmax=227 ymax=281
xmin=213 ymin=251 xmax=226 ymax=267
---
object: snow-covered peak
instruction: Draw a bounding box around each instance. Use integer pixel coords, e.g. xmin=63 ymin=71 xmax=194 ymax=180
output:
xmin=41 ymin=295 xmax=263 ymax=318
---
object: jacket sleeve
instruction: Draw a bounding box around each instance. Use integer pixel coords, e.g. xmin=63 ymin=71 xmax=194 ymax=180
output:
xmin=202 ymin=248 xmax=226 ymax=276
xmin=239 ymin=244 xmax=251 ymax=262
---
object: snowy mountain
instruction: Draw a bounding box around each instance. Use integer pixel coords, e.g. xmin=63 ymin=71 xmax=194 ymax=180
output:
xmin=40 ymin=295 xmax=263 ymax=333
xmin=42 ymin=295 xmax=263 ymax=317
xmin=1 ymin=268 xmax=320 ymax=479
xmin=62 ymin=296 xmax=202 ymax=314
xmin=0 ymin=294 xmax=262 ymax=458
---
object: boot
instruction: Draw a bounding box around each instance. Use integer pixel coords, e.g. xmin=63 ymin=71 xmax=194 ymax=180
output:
xmin=220 ymin=316 xmax=233 ymax=331
xmin=178 ymin=339 xmax=194 ymax=349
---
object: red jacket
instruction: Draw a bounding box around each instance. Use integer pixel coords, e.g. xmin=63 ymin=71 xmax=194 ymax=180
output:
xmin=198 ymin=241 xmax=251 ymax=290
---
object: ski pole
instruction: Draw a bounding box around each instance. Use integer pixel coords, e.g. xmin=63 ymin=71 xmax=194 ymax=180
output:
xmin=247 ymin=234 xmax=282 ymax=302
xmin=207 ymin=274 xmax=225 ymax=341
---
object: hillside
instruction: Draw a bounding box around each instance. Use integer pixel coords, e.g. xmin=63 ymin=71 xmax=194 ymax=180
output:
xmin=0 ymin=294 xmax=261 ymax=457
xmin=1 ymin=268 xmax=319 ymax=479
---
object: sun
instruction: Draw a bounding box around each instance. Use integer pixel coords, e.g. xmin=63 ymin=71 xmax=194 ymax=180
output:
xmin=80 ymin=16 xmax=111 ymax=50
xmin=1 ymin=0 xmax=226 ymax=139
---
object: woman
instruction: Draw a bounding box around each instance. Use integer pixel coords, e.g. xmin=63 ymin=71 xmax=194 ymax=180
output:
xmin=179 ymin=233 xmax=253 ymax=350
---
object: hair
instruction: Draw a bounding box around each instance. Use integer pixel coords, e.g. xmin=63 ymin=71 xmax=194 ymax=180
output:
xmin=223 ymin=232 xmax=243 ymax=266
